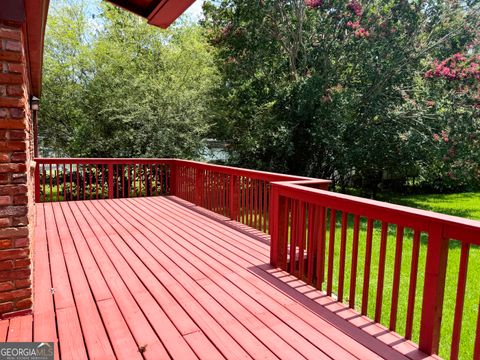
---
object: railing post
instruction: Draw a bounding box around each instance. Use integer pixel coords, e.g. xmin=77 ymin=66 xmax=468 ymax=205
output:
xmin=34 ymin=161 xmax=40 ymax=203
xmin=195 ymin=168 xmax=204 ymax=206
xmin=270 ymin=183 xmax=287 ymax=268
xmin=108 ymin=164 xmax=114 ymax=199
xmin=229 ymin=174 xmax=238 ymax=221
xmin=419 ymin=223 xmax=449 ymax=355
xmin=169 ymin=162 xmax=177 ymax=196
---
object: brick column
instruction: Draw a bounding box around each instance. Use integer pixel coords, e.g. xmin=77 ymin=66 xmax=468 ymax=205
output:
xmin=0 ymin=22 xmax=34 ymax=317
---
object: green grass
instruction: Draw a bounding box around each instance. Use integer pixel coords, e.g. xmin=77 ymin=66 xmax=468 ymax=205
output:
xmin=380 ymin=192 xmax=480 ymax=220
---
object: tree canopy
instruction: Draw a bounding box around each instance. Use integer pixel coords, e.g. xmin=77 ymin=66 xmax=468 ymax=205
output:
xmin=41 ymin=0 xmax=219 ymax=159
xmin=203 ymin=0 xmax=480 ymax=194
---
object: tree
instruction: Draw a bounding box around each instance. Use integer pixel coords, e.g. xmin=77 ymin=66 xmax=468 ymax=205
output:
xmin=203 ymin=0 xmax=480 ymax=195
xmin=41 ymin=0 xmax=219 ymax=159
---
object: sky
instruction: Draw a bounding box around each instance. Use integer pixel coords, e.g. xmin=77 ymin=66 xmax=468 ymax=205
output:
xmin=185 ymin=1 xmax=205 ymax=21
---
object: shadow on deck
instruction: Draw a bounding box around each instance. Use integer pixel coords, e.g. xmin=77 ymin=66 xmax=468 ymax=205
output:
xmin=1 ymin=196 xmax=436 ymax=359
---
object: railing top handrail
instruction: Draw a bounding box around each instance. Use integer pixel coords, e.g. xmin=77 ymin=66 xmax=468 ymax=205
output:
xmin=34 ymin=157 xmax=173 ymax=164
xmin=172 ymin=159 xmax=332 ymax=184
xmin=274 ymin=182 xmax=480 ymax=244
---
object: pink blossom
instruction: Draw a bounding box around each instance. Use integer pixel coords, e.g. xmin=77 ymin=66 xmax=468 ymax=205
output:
xmin=346 ymin=20 xmax=360 ymax=29
xmin=441 ymin=130 xmax=449 ymax=143
xmin=354 ymin=28 xmax=369 ymax=38
xmin=433 ymin=133 xmax=440 ymax=141
xmin=424 ymin=70 xmax=433 ymax=78
xmin=304 ymin=0 xmax=323 ymax=8
xmin=347 ymin=0 xmax=363 ymax=16
xmin=453 ymin=53 xmax=466 ymax=62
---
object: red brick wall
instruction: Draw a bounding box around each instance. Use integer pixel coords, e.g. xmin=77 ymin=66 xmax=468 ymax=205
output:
xmin=0 ymin=22 xmax=35 ymax=317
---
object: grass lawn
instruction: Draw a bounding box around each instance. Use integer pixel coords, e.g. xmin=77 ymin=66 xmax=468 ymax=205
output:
xmin=381 ymin=192 xmax=480 ymax=221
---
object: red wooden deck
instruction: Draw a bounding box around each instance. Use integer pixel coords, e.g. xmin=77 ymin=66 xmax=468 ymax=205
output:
xmin=6 ymin=196 xmax=437 ymax=359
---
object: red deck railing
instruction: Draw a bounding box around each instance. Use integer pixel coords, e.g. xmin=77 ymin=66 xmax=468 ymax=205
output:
xmin=34 ymin=158 xmax=172 ymax=202
xmin=269 ymin=181 xmax=480 ymax=359
xmin=172 ymin=160 xmax=330 ymax=233
xmin=34 ymin=158 xmax=480 ymax=359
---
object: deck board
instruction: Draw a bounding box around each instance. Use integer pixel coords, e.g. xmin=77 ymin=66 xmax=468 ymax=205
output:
xmin=20 ymin=196 xmax=437 ymax=359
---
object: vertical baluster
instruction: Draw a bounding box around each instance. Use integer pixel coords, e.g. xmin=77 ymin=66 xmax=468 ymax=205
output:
xmin=82 ymin=165 xmax=86 ymax=201
xmin=262 ymin=182 xmax=267 ymax=232
xmin=49 ymin=163 xmax=53 ymax=202
xmin=133 ymin=164 xmax=137 ymax=197
xmin=257 ymin=180 xmax=261 ymax=229
xmin=214 ymin=172 xmax=217 ymax=210
xmin=390 ymin=225 xmax=405 ymax=331
xmin=149 ymin=164 xmax=152 ymax=196
xmin=42 ymin=164 xmax=46 ymax=202
xmin=221 ymin=174 xmax=230 ymax=217
xmin=95 ymin=164 xmax=99 ymax=199
xmin=55 ymin=165 xmax=59 ymax=201
xmin=338 ymin=212 xmax=348 ymax=303
xmin=306 ymin=204 xmax=315 ymax=284
xmin=139 ymin=164 xmax=143 ymax=197
xmin=298 ymin=202 xmax=306 ymax=279
xmin=155 ymin=165 xmax=159 ymax=195
xmin=349 ymin=215 xmax=360 ymax=308
xmin=252 ymin=179 xmax=258 ymax=229
xmin=249 ymin=178 xmax=253 ymax=227
xmin=216 ymin=173 xmax=219 ymax=212
xmin=127 ymin=164 xmax=130 ymax=197
xmin=121 ymin=164 xmax=125 ymax=198
xmin=76 ymin=164 xmax=79 ymax=201
xmin=251 ymin=179 xmax=255 ymax=228
xmin=289 ymin=200 xmax=297 ymax=274
xmin=257 ymin=180 xmax=261 ymax=230
xmin=62 ymin=164 xmax=66 ymax=200
xmin=405 ymin=230 xmax=421 ymax=339
xmin=89 ymin=165 xmax=93 ymax=200
xmin=219 ymin=174 xmax=222 ymax=214
xmin=112 ymin=165 xmax=116 ymax=199
xmin=244 ymin=177 xmax=248 ymax=225
xmin=221 ymin=174 xmax=224 ymax=215
xmin=69 ymin=164 xmax=73 ymax=201
xmin=244 ymin=178 xmax=247 ymax=225
xmin=316 ymin=206 xmax=327 ymax=290
xmin=159 ymin=165 xmax=163 ymax=195
xmin=101 ymin=164 xmax=105 ymax=198
xmin=255 ymin=180 xmax=262 ymax=230
xmin=211 ymin=171 xmax=214 ymax=210
xmin=327 ymin=209 xmax=336 ymax=296
xmin=224 ymin=175 xmax=228 ymax=216
xmin=375 ymin=222 xmax=389 ymax=323
xmin=361 ymin=218 xmax=374 ymax=315
xmin=450 ymin=243 xmax=470 ymax=359
xmin=241 ymin=178 xmax=245 ymax=224
xmin=154 ymin=164 xmax=159 ymax=196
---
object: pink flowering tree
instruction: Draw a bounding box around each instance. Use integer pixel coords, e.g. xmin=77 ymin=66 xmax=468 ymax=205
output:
xmin=416 ymin=49 xmax=480 ymax=190
xmin=204 ymin=0 xmax=480 ymax=194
